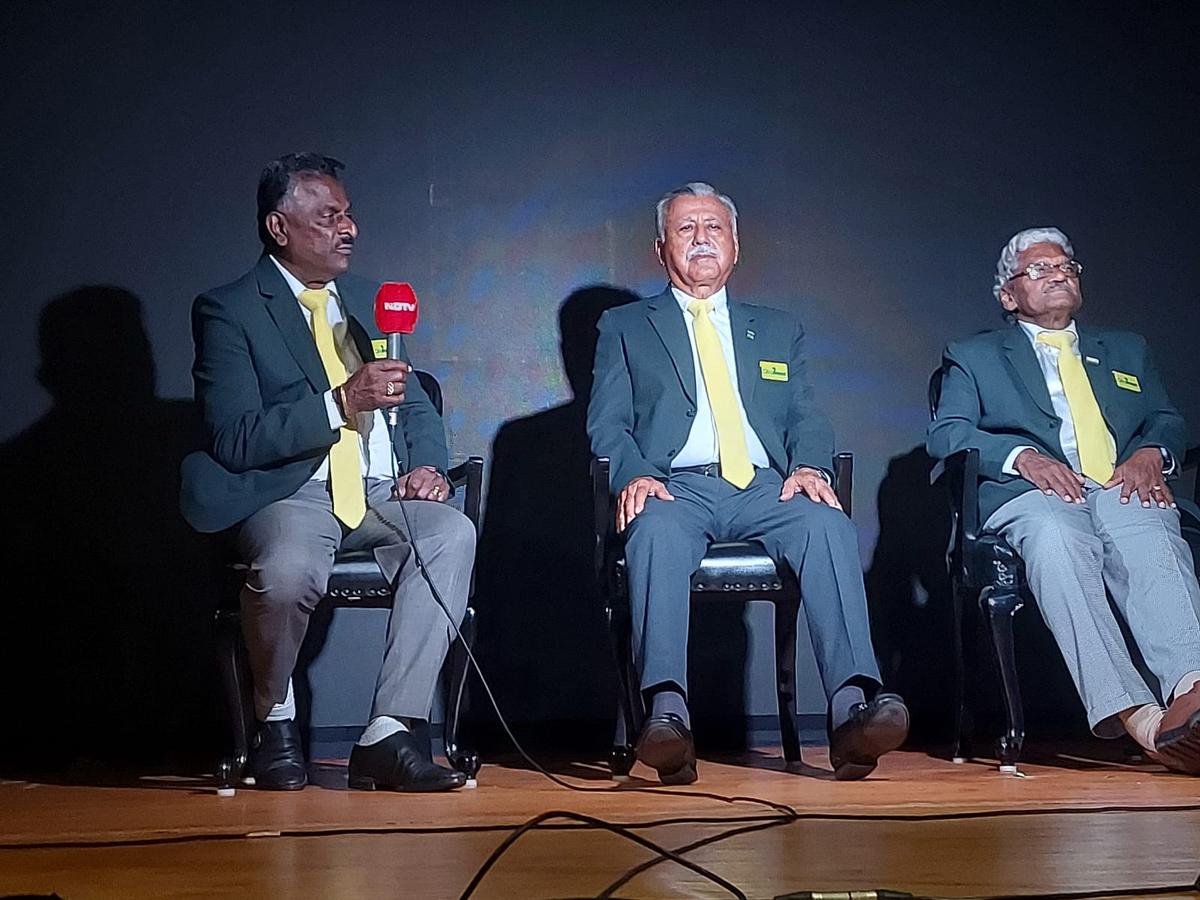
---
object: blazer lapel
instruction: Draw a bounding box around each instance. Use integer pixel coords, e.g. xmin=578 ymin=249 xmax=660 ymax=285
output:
xmin=646 ymin=289 xmax=696 ymax=404
xmin=337 ymin=278 xmax=377 ymax=364
xmin=729 ymin=301 xmax=758 ymax=408
xmin=256 ymin=255 xmax=329 ymax=392
xmin=1002 ymin=325 xmax=1055 ymax=417
xmin=1078 ymin=330 xmax=1120 ymax=435
xmin=346 ymin=314 xmax=376 ymax=365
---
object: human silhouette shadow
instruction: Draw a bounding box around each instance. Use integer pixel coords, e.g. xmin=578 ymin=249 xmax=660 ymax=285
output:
xmin=0 ymin=286 xmax=220 ymax=778
xmin=473 ymin=285 xmax=749 ymax=754
xmin=865 ymin=445 xmax=955 ymax=744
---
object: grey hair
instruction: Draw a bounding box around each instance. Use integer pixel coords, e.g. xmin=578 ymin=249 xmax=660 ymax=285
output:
xmin=994 ymin=226 xmax=1074 ymax=301
xmin=655 ymin=182 xmax=739 ymax=241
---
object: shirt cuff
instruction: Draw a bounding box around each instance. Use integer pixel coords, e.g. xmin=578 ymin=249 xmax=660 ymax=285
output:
xmin=323 ymin=389 xmax=347 ymax=430
xmin=1002 ymin=445 xmax=1038 ymax=476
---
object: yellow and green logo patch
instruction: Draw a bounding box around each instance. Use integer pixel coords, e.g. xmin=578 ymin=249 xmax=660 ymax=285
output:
xmin=372 ymin=339 xmax=388 ymax=360
xmin=759 ymin=361 xmax=788 ymax=381
xmin=1112 ymin=371 xmax=1141 ymax=392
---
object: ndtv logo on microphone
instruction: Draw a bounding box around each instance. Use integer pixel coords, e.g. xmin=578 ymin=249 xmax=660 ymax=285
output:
xmin=383 ymin=301 xmax=417 ymax=312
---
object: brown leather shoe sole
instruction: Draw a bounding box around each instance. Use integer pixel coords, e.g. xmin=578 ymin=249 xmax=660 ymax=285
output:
xmin=830 ymin=694 xmax=910 ymax=781
xmin=1155 ymin=687 xmax=1200 ymax=775
xmin=636 ymin=715 xmax=698 ymax=785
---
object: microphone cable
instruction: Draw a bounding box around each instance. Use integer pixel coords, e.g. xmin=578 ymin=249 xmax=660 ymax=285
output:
xmin=381 ymin=414 xmax=798 ymax=898
xmin=375 ymin=440 xmax=796 ymax=815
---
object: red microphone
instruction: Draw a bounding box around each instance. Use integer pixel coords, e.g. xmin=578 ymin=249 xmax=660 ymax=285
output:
xmin=374 ymin=282 xmax=419 ymax=425
xmin=374 ymin=282 xmax=419 ymax=335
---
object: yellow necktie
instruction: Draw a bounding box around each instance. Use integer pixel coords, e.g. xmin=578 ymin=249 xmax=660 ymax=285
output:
xmin=1035 ymin=330 xmax=1115 ymax=483
xmin=688 ymin=299 xmax=754 ymax=489
xmin=298 ymin=289 xmax=365 ymax=527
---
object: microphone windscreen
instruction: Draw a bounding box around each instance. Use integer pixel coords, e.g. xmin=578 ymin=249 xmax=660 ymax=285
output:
xmin=374 ymin=282 xmax=419 ymax=334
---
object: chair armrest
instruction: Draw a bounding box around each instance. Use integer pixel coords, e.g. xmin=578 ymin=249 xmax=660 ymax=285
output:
xmin=449 ymin=456 xmax=484 ymax=532
xmin=932 ymin=448 xmax=981 ymax=543
xmin=591 ymin=457 xmax=613 ymax=580
xmin=833 ymin=452 xmax=853 ymax=518
xmin=1184 ymin=445 xmax=1200 ymax=505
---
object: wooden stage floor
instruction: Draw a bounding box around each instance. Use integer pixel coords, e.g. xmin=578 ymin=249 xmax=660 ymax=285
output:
xmin=2 ymin=747 xmax=1198 ymax=899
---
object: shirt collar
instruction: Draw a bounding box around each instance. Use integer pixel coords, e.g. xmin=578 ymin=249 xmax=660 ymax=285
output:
xmin=671 ymin=284 xmax=728 ymax=315
xmin=1018 ymin=318 xmax=1078 ymax=344
xmin=269 ymin=254 xmax=340 ymax=301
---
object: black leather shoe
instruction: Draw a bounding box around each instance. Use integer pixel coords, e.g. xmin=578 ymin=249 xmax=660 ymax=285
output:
xmin=249 ymin=720 xmax=307 ymax=791
xmin=348 ymin=730 xmax=467 ymax=792
xmin=829 ymin=693 xmax=909 ymax=781
xmin=636 ymin=714 xmax=698 ymax=785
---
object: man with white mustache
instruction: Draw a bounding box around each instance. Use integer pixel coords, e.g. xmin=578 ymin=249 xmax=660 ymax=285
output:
xmin=928 ymin=227 xmax=1200 ymax=773
xmin=588 ymin=182 xmax=908 ymax=784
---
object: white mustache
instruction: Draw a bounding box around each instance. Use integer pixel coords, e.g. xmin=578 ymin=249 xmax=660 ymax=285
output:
xmin=687 ymin=243 xmax=718 ymax=261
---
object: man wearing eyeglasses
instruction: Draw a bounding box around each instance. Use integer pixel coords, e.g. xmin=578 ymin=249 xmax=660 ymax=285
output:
xmin=928 ymin=226 xmax=1200 ymax=773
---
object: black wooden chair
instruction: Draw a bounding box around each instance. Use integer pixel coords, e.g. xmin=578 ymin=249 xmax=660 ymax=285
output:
xmin=591 ymin=454 xmax=854 ymax=778
xmin=215 ymin=370 xmax=483 ymax=789
xmin=928 ymin=366 xmax=1200 ymax=771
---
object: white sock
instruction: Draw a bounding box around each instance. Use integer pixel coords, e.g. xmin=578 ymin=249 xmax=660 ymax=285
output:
xmin=264 ymin=679 xmax=295 ymax=722
xmin=356 ymin=715 xmax=409 ymax=746
xmin=1120 ymin=703 xmax=1165 ymax=754
xmin=1171 ymin=670 xmax=1200 ymax=703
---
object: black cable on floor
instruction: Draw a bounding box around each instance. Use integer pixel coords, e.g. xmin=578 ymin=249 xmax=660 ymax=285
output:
xmin=2 ymin=801 xmax=1196 ymax=852
xmin=597 ymin=817 xmax=793 ymax=898
xmin=455 ymin=810 xmax=748 ymax=900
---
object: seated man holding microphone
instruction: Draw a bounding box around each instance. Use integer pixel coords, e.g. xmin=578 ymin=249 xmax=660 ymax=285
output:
xmin=181 ymin=152 xmax=475 ymax=792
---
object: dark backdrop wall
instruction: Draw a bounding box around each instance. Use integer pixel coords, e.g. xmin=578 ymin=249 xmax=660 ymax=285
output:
xmin=2 ymin=1 xmax=1197 ymax=762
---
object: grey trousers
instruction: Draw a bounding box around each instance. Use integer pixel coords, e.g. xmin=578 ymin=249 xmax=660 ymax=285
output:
xmin=236 ymin=478 xmax=476 ymax=721
xmin=984 ymin=484 xmax=1200 ymax=736
xmin=623 ymin=468 xmax=881 ymax=703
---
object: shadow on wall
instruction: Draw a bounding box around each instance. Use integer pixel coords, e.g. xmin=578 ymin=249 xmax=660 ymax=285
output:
xmin=471 ymin=285 xmax=638 ymax=747
xmin=0 ymin=286 xmax=221 ymax=776
xmin=865 ymin=446 xmax=955 ymax=743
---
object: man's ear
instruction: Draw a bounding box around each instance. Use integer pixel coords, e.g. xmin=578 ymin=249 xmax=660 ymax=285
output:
xmin=265 ymin=211 xmax=288 ymax=248
xmin=654 ymin=238 xmax=666 ymax=267
xmin=998 ymin=286 xmax=1018 ymax=313
xmin=732 ymin=236 xmax=740 ymax=267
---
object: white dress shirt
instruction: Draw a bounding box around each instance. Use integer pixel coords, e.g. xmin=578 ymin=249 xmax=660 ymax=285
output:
xmin=669 ymin=285 xmax=771 ymax=470
xmin=1001 ymin=320 xmax=1170 ymax=477
xmin=269 ymin=256 xmax=396 ymax=482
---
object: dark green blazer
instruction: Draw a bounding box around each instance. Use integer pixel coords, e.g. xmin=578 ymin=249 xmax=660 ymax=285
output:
xmin=587 ymin=287 xmax=833 ymax=493
xmin=926 ymin=323 xmax=1188 ymax=524
xmin=180 ymin=255 xmax=447 ymax=533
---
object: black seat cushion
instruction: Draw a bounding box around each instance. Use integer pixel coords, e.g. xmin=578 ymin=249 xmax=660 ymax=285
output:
xmin=325 ymin=549 xmax=391 ymax=604
xmin=691 ymin=541 xmax=789 ymax=594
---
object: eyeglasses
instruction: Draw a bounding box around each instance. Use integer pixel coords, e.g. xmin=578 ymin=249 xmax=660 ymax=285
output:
xmin=1011 ymin=259 xmax=1084 ymax=282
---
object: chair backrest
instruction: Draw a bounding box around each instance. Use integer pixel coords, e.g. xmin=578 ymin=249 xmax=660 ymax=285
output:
xmin=415 ymin=369 xmax=443 ymax=416
xmin=927 ymin=367 xmax=944 ymax=422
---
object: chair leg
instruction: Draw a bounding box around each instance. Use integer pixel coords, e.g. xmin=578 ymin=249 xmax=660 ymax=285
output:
xmin=982 ymin=584 xmax=1025 ymax=770
xmin=607 ymin=604 xmax=639 ymax=779
xmin=774 ymin=597 xmax=803 ymax=764
xmin=215 ymin=608 xmax=254 ymax=788
xmin=951 ymin=587 xmax=972 ymax=763
xmin=443 ymin=607 xmax=481 ymax=779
